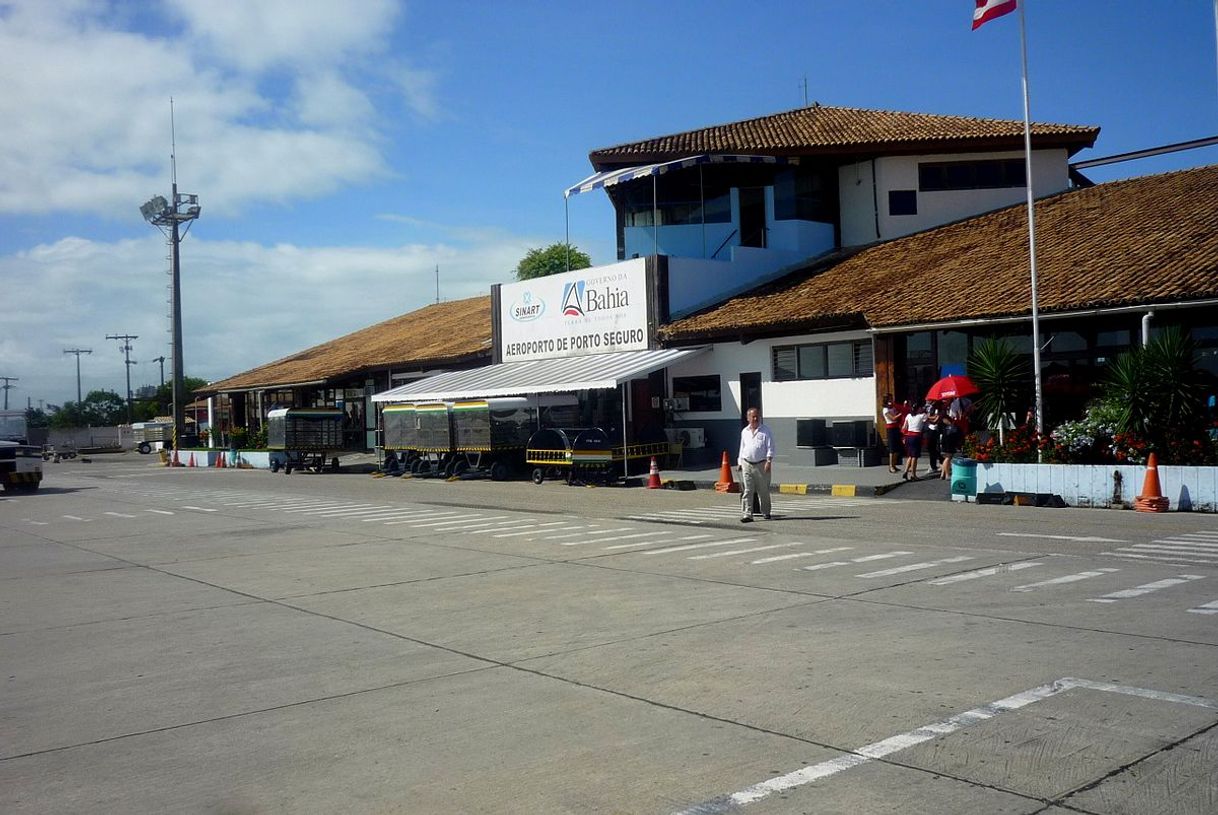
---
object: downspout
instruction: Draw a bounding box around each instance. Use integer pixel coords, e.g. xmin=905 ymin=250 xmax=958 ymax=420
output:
xmin=870 ymin=158 xmax=881 ymax=241
xmin=1141 ymin=310 xmax=1154 ymax=346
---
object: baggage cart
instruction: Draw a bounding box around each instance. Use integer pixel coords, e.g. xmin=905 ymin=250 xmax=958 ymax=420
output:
xmin=266 ymin=407 xmax=344 ymax=474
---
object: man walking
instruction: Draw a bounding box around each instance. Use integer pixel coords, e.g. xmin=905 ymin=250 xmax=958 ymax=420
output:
xmin=738 ymin=407 xmax=775 ymax=522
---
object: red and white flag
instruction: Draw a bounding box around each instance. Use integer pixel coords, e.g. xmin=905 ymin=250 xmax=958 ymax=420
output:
xmin=972 ymin=0 xmax=1017 ymax=29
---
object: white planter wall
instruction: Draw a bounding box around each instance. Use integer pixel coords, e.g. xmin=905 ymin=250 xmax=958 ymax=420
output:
xmin=978 ymin=462 xmax=1218 ymax=512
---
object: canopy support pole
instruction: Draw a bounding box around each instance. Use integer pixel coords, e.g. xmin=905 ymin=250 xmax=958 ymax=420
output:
xmin=622 ymin=382 xmax=629 ymax=479
xmin=652 ymin=175 xmax=658 ymax=256
xmin=564 ymin=197 xmax=571 ymax=272
xmin=700 ymin=164 xmax=706 ymax=257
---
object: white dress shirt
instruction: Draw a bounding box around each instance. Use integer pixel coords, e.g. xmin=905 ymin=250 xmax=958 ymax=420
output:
xmin=738 ymin=423 xmax=776 ymax=465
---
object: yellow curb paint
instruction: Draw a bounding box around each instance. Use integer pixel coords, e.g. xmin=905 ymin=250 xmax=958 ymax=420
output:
xmin=778 ymin=483 xmax=807 ymax=495
xmin=831 ymin=484 xmax=857 ymax=497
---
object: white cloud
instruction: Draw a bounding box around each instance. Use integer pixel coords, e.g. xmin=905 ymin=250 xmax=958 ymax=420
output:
xmin=1 ymin=231 xmax=533 ymax=407
xmin=0 ymin=0 xmax=433 ymax=218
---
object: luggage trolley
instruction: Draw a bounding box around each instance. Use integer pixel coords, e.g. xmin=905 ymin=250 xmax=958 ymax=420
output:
xmin=409 ymin=402 xmax=454 ymax=477
xmin=266 ymin=407 xmax=344 ymax=474
xmin=381 ymin=403 xmax=418 ymax=473
xmin=526 ymin=427 xmax=615 ymax=485
xmin=450 ymin=398 xmax=533 ymax=480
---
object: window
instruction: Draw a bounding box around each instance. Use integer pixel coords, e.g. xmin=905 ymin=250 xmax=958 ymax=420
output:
xmin=774 ymin=169 xmax=833 ymax=222
xmin=773 ymin=340 xmax=873 ymax=381
xmin=919 ymin=159 xmax=1026 ymax=192
xmin=888 ymin=189 xmax=917 ymax=216
xmin=671 ymin=375 xmax=722 ymax=412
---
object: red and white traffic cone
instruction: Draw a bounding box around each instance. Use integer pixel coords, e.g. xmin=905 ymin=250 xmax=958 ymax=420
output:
xmin=647 ymin=456 xmax=662 ymax=489
xmin=188 ymin=453 xmax=196 ymax=468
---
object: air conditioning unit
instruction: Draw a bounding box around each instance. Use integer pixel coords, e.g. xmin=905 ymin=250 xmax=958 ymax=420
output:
xmin=663 ymin=427 xmax=706 ymax=448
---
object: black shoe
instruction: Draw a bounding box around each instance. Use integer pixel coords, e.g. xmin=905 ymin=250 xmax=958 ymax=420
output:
xmin=763 ymin=513 xmax=772 ymax=520
xmin=740 ymin=516 xmax=753 ymax=523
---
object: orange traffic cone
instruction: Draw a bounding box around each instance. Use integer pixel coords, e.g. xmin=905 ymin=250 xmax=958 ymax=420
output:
xmin=714 ymin=451 xmax=741 ymax=494
xmin=1134 ymin=452 xmax=1169 ymax=512
xmin=647 ymin=456 xmax=662 ymax=489
xmin=188 ymin=453 xmax=196 ymax=468
xmin=172 ymin=448 xmax=180 ymax=467
xmin=219 ymin=450 xmax=227 ymax=468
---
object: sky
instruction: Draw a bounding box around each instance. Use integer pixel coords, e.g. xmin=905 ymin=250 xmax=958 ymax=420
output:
xmin=2 ymin=0 xmax=1217 ymax=410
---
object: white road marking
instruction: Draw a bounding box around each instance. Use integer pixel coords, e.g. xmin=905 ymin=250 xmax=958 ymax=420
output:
xmin=743 ymin=545 xmax=854 ymax=564
xmin=927 ymin=562 xmax=1044 ymax=585
xmin=104 ymin=511 xmax=138 ymax=518
xmin=144 ymin=509 xmax=175 ymax=515
xmin=493 ymin=522 xmax=577 ymax=538
xmin=24 ymin=519 xmax=48 ymax=525
xmin=672 ymin=677 xmax=1217 ymax=814
xmin=997 ymin=532 xmax=1127 ymax=543
xmin=62 ymin=515 xmax=90 ymax=521
xmin=180 ymin=506 xmax=218 ymax=512
xmin=1087 ymin=574 xmax=1205 ymax=603
xmin=643 ymin=537 xmax=757 ymax=555
xmin=409 ymin=515 xmax=503 ymax=529
xmin=1188 ymin=600 xmax=1218 ymax=615
xmin=1129 ymin=545 xmax=1218 ymax=558
xmin=602 ymin=534 xmax=711 ymax=551
xmin=1151 ymin=539 xmax=1218 ymax=548
xmin=313 ymin=505 xmax=397 ymax=517
xmin=801 ymin=551 xmax=913 ymax=572
xmin=359 ymin=509 xmax=447 ymax=522
xmin=857 ymin=555 xmax=973 ymax=579
xmin=1011 ymin=568 xmax=1119 ymax=592
xmin=467 ymin=521 xmax=543 ymax=535
xmin=381 ymin=513 xmax=470 ymax=527
xmin=1100 ymin=551 xmax=1218 ymax=565
xmin=285 ymin=503 xmax=380 ymax=514
xmin=583 ymin=531 xmax=671 ymax=545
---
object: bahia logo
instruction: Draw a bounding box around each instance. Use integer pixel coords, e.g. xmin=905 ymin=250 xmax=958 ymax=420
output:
xmin=561 ymin=281 xmax=585 ymax=316
xmin=562 ymin=278 xmax=629 ymax=318
xmin=509 ymin=291 xmax=544 ymax=322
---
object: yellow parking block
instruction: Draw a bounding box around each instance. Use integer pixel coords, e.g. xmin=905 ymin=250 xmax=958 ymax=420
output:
xmin=778 ymin=483 xmax=807 ymax=495
xmin=831 ymin=484 xmax=857 ymax=497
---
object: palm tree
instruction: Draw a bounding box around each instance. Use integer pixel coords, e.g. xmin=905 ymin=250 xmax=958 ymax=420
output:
xmin=968 ymin=338 xmax=1029 ymax=445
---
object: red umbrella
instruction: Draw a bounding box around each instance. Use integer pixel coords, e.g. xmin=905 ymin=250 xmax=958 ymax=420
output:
xmin=926 ymin=374 xmax=980 ymax=401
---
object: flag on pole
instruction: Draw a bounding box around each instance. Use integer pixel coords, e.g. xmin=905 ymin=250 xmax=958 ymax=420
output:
xmin=972 ymin=0 xmax=1018 ymax=29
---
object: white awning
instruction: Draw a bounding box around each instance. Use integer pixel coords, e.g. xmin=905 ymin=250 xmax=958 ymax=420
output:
xmin=372 ymin=347 xmax=707 ymax=403
xmin=564 ymin=154 xmax=799 ymax=199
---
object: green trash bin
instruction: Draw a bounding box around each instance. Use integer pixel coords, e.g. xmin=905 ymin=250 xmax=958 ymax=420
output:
xmin=950 ymin=457 xmax=977 ymax=502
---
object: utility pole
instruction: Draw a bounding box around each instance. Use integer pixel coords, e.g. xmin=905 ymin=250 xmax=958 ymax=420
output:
xmin=63 ymin=348 xmax=92 ymax=404
xmin=148 ymin=356 xmax=166 ymax=387
xmin=106 ymin=334 xmax=138 ymax=424
xmin=140 ymin=99 xmax=200 ymax=445
xmin=0 ymin=376 xmax=17 ymax=411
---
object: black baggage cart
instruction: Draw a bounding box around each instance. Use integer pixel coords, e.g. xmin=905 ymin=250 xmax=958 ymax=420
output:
xmin=266 ymin=408 xmax=344 ymax=474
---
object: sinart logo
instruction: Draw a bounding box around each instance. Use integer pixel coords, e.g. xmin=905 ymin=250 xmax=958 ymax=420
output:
xmin=561 ymin=280 xmax=585 ymax=317
xmin=509 ymin=291 xmax=544 ymax=322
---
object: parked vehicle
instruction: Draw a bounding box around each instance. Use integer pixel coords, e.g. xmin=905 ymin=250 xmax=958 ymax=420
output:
xmin=266 ymin=408 xmax=344 ymax=474
xmin=0 ymin=440 xmax=42 ymax=492
xmin=131 ymin=421 xmax=172 ymax=455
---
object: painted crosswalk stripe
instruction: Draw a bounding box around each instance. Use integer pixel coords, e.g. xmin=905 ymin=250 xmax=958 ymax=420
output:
xmin=313 ymin=505 xmax=397 ymax=517
xmin=493 ymin=522 xmax=577 ymax=538
xmin=557 ymin=528 xmax=639 ymax=545
xmin=360 ymin=509 xmax=447 ymax=522
xmin=627 ymin=515 xmax=704 ymax=525
xmin=467 ymin=521 xmax=540 ymax=534
xmin=1188 ymin=600 xmax=1218 ymax=615
xmin=1011 ymin=568 xmax=1119 ymax=592
xmin=408 ymin=515 xmax=502 ymax=529
xmin=1100 ymin=551 xmax=1217 ymax=565
xmin=927 ymin=562 xmax=1044 ymax=585
xmin=381 ymin=513 xmax=468 ymax=527
xmin=62 ymin=515 xmax=90 ymax=521
xmin=857 ymin=555 xmax=973 ymax=579
xmin=742 ymin=546 xmax=855 ymax=564
xmin=603 ymin=533 xmax=710 ymax=551
xmin=104 ymin=511 xmax=138 ymax=518
xmin=588 ymin=531 xmax=670 ymax=545
xmin=687 ymin=542 xmax=837 ymax=562
xmin=286 ymin=503 xmax=380 ymax=514
xmin=802 ymin=551 xmax=914 ymax=572
xmin=145 ymin=509 xmax=175 ymax=515
xmin=1130 ymin=545 xmax=1218 ymax=558
xmin=643 ymin=537 xmax=756 ymax=555
xmin=997 ymin=532 xmax=1127 ymax=543
xmin=180 ymin=506 xmax=218 ymax=512
xmin=1150 ymin=539 xmax=1218 ymax=549
xmin=1087 ymin=574 xmax=1204 ymax=603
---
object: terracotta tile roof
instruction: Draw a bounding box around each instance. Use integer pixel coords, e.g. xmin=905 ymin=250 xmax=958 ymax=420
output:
xmin=201 ymin=295 xmax=492 ymax=394
xmin=660 ymin=164 xmax=1218 ymax=341
xmin=590 ymin=105 xmax=1099 ymax=168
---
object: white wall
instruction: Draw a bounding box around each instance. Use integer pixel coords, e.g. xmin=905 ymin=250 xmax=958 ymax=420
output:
xmin=668 ymin=246 xmax=814 ymax=318
xmin=665 ymin=329 xmax=877 ymax=422
xmin=838 ymin=149 xmax=1071 ymax=246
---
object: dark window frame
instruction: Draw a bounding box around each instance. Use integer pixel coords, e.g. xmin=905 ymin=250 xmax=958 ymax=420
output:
xmin=773 ymin=340 xmax=874 ymax=382
xmin=918 ymin=158 xmax=1026 ymax=192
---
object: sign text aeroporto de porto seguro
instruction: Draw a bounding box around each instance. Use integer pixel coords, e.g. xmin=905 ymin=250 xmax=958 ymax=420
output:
xmin=499 ymin=258 xmax=649 ymax=362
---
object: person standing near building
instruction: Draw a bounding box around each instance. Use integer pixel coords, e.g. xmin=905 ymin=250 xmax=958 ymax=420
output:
xmin=882 ymin=394 xmax=903 ymax=473
xmin=901 ymin=402 xmax=927 ymax=481
xmin=738 ymin=407 xmax=775 ymax=523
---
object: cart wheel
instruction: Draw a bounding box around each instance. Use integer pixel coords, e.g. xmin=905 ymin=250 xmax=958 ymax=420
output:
xmin=284 ymin=462 xmax=293 ymax=475
xmin=409 ymin=458 xmax=422 ymax=474
xmin=138 ymin=442 xmax=151 ymax=454
xmin=271 ymin=459 xmax=281 ymax=473
xmin=531 ymin=467 xmax=544 ymax=485
xmin=416 ymin=460 xmax=432 ymax=476
xmin=490 ymin=460 xmax=509 ymax=482
xmin=450 ymin=459 xmax=468 ymax=476
xmin=331 ymin=457 xmax=340 ymax=473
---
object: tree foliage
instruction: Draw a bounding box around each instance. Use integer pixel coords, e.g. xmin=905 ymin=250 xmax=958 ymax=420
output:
xmin=968 ymin=337 xmax=1029 ymax=439
xmin=1103 ymin=326 xmax=1211 ymax=450
xmin=50 ymin=390 xmax=127 ymax=428
xmin=514 ymin=243 xmax=590 ymax=281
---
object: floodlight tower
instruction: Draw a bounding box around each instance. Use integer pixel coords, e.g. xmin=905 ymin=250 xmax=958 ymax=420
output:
xmin=140 ymin=100 xmax=200 ymax=444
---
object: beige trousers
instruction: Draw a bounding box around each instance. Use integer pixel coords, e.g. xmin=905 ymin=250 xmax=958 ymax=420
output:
xmin=740 ymin=460 xmax=772 ymax=518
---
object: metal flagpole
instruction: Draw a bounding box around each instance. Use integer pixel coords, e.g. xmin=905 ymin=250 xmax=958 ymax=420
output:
xmin=1017 ymin=0 xmax=1045 ymax=460
xmin=564 ymin=196 xmax=571 ymax=271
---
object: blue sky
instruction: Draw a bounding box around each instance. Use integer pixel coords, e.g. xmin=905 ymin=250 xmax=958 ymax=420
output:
xmin=2 ymin=0 xmax=1216 ymax=408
